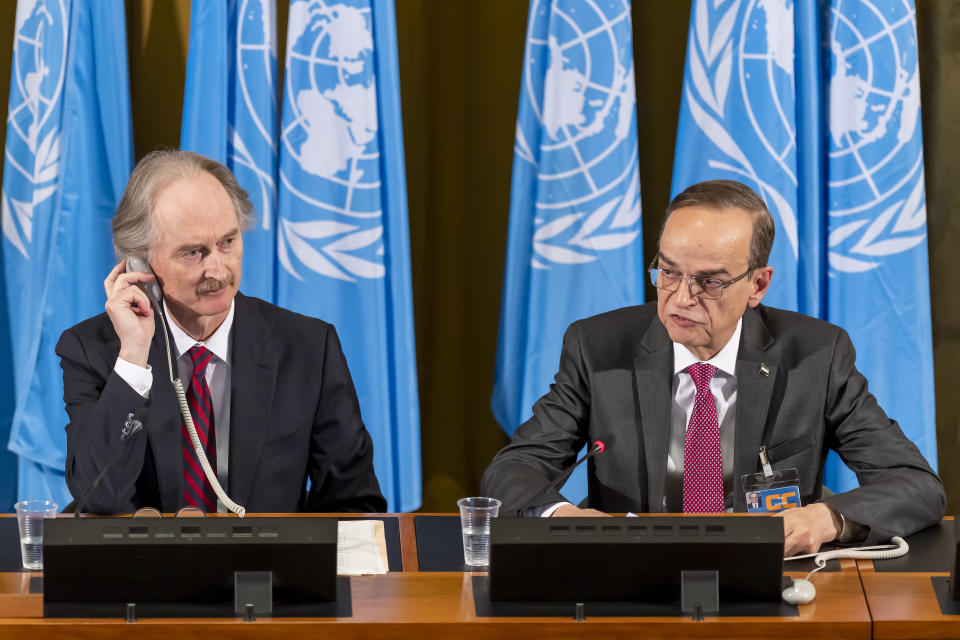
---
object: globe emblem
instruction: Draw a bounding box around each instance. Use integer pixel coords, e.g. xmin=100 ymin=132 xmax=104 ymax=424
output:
xmin=233 ymin=0 xmax=277 ymax=232
xmin=8 ymin=0 xmax=67 ymax=156
xmin=518 ymin=0 xmax=640 ymax=268
xmin=739 ymin=0 xmax=797 ymax=185
xmin=824 ymin=0 xmax=923 ymax=217
xmin=735 ymin=0 xmax=924 ymax=273
xmin=278 ymin=0 xmax=385 ymax=281
xmin=237 ymin=0 xmax=276 ymax=147
xmin=822 ymin=0 xmax=926 ymax=272
xmin=2 ymin=0 xmax=69 ymax=259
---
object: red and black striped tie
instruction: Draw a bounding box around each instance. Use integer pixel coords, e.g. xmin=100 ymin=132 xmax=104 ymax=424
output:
xmin=182 ymin=345 xmax=217 ymax=512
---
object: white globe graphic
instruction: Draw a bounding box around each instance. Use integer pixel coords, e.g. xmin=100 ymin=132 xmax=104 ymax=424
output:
xmin=738 ymin=0 xmax=798 ymax=185
xmin=9 ymin=0 xmax=67 ymax=156
xmin=824 ymin=0 xmax=922 ymax=216
xmin=282 ymin=0 xmax=381 ymax=219
xmin=233 ymin=0 xmax=277 ymax=233
xmin=522 ymin=0 xmax=637 ymax=212
xmin=738 ymin=0 xmax=922 ymax=217
xmin=2 ymin=0 xmax=69 ymax=259
xmin=237 ymin=0 xmax=276 ymax=151
xmin=277 ymin=1 xmax=386 ymax=282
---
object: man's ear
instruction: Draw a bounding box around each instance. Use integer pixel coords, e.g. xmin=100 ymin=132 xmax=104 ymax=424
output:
xmin=746 ymin=266 xmax=773 ymax=308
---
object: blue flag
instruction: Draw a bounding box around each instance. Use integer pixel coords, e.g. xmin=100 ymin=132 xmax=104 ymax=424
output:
xmin=492 ymin=0 xmax=645 ymax=505
xmin=181 ymin=0 xmax=278 ymax=301
xmin=1 ymin=0 xmax=133 ymax=507
xmin=672 ymin=0 xmax=936 ymax=491
xmin=275 ymin=0 xmax=420 ymax=511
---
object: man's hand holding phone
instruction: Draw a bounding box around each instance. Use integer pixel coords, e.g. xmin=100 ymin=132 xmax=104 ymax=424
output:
xmin=104 ymin=261 xmax=157 ymax=368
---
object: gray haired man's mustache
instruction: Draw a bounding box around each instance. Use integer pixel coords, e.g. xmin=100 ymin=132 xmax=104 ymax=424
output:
xmin=197 ymin=277 xmax=235 ymax=294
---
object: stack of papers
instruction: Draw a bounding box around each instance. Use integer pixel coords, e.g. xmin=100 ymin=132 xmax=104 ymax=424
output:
xmin=337 ymin=519 xmax=389 ymax=576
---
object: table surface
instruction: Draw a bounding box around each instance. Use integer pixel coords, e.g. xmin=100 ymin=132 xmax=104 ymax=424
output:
xmin=0 ymin=513 xmax=883 ymax=639
xmin=856 ymin=518 xmax=960 ymax=640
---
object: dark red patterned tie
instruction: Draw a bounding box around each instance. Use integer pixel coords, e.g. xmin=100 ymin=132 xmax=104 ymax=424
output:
xmin=682 ymin=362 xmax=723 ymax=513
xmin=182 ymin=345 xmax=217 ymax=512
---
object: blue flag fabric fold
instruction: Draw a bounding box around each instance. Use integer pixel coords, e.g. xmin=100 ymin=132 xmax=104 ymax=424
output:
xmin=821 ymin=0 xmax=935 ymax=489
xmin=492 ymin=0 xmax=645 ymax=505
xmin=181 ymin=0 xmax=278 ymax=302
xmin=276 ymin=0 xmax=420 ymax=512
xmin=2 ymin=0 xmax=134 ymax=506
xmin=672 ymin=0 xmax=937 ymax=492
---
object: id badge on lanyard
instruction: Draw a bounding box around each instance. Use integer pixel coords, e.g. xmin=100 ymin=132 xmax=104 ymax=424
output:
xmin=741 ymin=445 xmax=802 ymax=513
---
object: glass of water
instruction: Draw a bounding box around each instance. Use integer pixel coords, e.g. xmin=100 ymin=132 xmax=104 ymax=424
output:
xmin=14 ymin=499 xmax=58 ymax=571
xmin=457 ymin=497 xmax=501 ymax=567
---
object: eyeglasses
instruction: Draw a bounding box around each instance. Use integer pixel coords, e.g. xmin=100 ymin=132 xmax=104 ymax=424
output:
xmin=649 ymin=266 xmax=751 ymax=300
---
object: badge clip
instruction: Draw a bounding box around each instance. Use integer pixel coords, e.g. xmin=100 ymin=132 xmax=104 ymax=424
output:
xmin=759 ymin=445 xmax=774 ymax=478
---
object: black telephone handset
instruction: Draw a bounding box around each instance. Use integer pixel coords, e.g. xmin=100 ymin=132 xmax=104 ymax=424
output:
xmin=124 ymin=256 xmax=163 ymax=309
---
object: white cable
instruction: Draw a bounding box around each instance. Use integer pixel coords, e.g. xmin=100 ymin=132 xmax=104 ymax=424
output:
xmin=786 ymin=536 xmax=909 ymax=582
xmin=174 ymin=378 xmax=246 ymax=517
xmin=153 ymin=300 xmax=246 ymax=517
xmin=783 ymin=540 xmax=906 ymax=562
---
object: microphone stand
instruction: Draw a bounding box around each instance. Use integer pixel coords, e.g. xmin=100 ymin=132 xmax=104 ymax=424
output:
xmin=72 ymin=409 xmax=148 ymax=517
xmin=516 ymin=441 xmax=605 ymax=517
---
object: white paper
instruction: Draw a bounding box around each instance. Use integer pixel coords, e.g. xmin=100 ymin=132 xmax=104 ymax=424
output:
xmin=337 ymin=519 xmax=388 ymax=576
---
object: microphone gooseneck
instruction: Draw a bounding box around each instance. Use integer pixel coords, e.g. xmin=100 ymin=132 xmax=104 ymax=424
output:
xmin=73 ymin=407 xmax=150 ymax=517
xmin=516 ymin=440 xmax=607 ymax=517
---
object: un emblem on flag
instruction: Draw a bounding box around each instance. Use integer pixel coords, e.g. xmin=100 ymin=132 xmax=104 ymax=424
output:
xmin=738 ymin=0 xmax=925 ymax=273
xmin=689 ymin=0 xmax=926 ymax=274
xmin=516 ymin=0 xmax=641 ymax=269
xmin=231 ymin=0 xmax=277 ymax=232
xmin=2 ymin=0 xmax=68 ymax=260
xmin=822 ymin=0 xmax=926 ymax=273
xmin=278 ymin=0 xmax=385 ymax=282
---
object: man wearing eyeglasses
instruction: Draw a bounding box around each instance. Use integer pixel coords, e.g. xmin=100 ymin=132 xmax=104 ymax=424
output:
xmin=481 ymin=179 xmax=944 ymax=555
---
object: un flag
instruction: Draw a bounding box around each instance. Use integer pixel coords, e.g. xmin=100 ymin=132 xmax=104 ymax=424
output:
xmin=181 ymin=0 xmax=278 ymax=302
xmin=673 ymin=0 xmax=936 ymax=491
xmin=493 ymin=0 xmax=645 ymax=506
xmin=1 ymin=1 xmax=134 ymax=506
xmin=275 ymin=0 xmax=421 ymax=512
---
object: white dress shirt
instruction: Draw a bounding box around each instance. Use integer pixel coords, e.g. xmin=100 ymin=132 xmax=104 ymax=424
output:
xmin=114 ymin=300 xmax=235 ymax=510
xmin=664 ymin=318 xmax=741 ymax=512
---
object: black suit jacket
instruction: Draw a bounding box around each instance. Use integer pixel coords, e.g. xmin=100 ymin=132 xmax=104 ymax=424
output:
xmin=481 ymin=303 xmax=944 ymax=544
xmin=57 ymin=292 xmax=386 ymax=514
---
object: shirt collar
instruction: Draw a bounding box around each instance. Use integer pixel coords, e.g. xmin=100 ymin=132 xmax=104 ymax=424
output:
xmin=164 ymin=299 xmax=235 ymax=365
xmin=672 ymin=317 xmax=742 ymax=378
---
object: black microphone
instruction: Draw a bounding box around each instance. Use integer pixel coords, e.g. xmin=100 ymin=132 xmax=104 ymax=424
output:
xmin=73 ymin=407 xmax=150 ymax=517
xmin=516 ymin=440 xmax=606 ymax=517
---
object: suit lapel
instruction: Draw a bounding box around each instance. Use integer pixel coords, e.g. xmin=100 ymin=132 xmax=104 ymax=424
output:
xmin=733 ymin=307 xmax=777 ymax=511
xmin=634 ymin=319 xmax=673 ymax=513
xmin=146 ymin=312 xmax=185 ymax=512
xmin=227 ymin=294 xmax=278 ymax=507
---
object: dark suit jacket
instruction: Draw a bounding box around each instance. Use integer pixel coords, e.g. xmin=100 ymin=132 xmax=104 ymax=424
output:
xmin=57 ymin=292 xmax=387 ymax=514
xmin=481 ymin=303 xmax=945 ymax=544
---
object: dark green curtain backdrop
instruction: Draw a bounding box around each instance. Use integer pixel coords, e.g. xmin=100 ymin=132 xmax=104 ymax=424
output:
xmin=917 ymin=0 xmax=960 ymax=519
xmin=0 ymin=0 xmax=955 ymax=513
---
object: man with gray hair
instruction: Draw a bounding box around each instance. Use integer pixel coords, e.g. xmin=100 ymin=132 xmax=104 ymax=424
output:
xmin=482 ymin=179 xmax=944 ymax=555
xmin=57 ymin=149 xmax=386 ymax=514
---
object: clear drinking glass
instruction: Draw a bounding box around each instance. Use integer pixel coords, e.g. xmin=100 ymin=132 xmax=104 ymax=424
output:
xmin=457 ymin=497 xmax=501 ymax=567
xmin=14 ymin=499 xmax=58 ymax=570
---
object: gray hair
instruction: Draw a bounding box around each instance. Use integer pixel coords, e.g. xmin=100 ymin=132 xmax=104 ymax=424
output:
xmin=657 ymin=179 xmax=775 ymax=270
xmin=112 ymin=149 xmax=254 ymax=261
